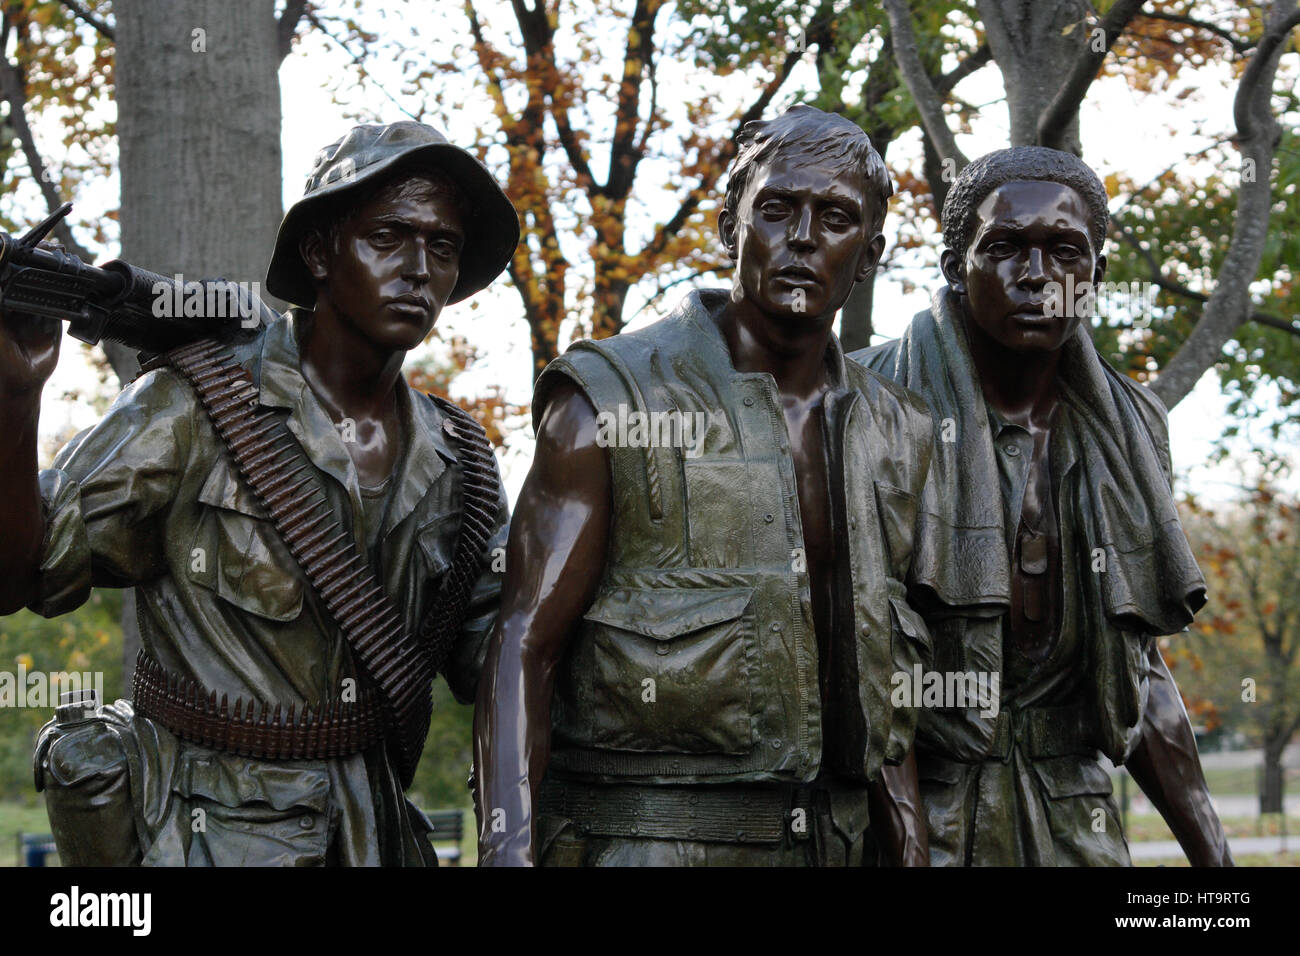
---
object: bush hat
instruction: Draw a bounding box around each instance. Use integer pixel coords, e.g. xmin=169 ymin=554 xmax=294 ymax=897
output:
xmin=266 ymin=121 xmax=519 ymax=307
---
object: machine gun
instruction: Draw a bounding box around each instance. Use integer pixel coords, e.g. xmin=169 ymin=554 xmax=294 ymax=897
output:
xmin=0 ymin=203 xmax=273 ymax=354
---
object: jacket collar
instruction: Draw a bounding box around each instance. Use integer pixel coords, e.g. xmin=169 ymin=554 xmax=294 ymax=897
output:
xmin=674 ymin=288 xmax=851 ymax=392
xmin=248 ymin=312 xmax=457 ymax=540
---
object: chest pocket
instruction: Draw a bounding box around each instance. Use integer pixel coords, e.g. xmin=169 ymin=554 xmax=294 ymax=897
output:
xmin=874 ymin=480 xmax=919 ymax=576
xmin=189 ymin=456 xmax=305 ymax=622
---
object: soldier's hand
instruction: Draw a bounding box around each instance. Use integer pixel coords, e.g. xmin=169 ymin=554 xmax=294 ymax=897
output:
xmin=0 ymin=238 xmax=63 ymax=396
xmin=0 ymin=305 xmax=61 ymax=397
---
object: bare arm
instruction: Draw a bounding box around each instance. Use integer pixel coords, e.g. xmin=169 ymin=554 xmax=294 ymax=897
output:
xmin=473 ymin=381 xmax=610 ymax=866
xmin=868 ymin=747 xmax=930 ymax=865
xmin=1126 ymin=641 xmax=1233 ymax=866
xmin=0 ymin=309 xmax=61 ymax=614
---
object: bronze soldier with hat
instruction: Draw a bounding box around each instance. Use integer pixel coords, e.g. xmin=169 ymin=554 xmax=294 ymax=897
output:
xmin=0 ymin=121 xmax=518 ymax=866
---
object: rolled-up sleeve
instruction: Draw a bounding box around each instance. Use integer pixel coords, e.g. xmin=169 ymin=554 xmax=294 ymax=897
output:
xmin=28 ymin=369 xmax=194 ymax=618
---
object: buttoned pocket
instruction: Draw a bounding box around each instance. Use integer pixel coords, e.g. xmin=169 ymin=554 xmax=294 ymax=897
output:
xmin=581 ymin=586 xmax=757 ymax=754
xmin=415 ymin=509 xmax=454 ymax=578
xmin=170 ymin=750 xmax=332 ymax=867
xmin=189 ymin=456 xmax=305 ymax=622
xmin=1030 ymin=756 xmax=1114 ymax=800
xmin=874 ymin=481 xmax=919 ymax=574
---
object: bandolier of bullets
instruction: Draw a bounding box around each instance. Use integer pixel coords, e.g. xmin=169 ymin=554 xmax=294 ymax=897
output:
xmin=132 ymin=650 xmax=385 ymax=759
xmin=417 ymin=397 xmax=501 ymax=677
xmin=145 ymin=339 xmax=437 ymax=782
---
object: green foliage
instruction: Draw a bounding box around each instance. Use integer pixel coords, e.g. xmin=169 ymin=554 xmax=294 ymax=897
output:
xmin=409 ymin=681 xmax=477 ymax=812
xmin=0 ymin=0 xmax=118 ymax=244
xmin=1102 ymin=123 xmax=1300 ymax=453
xmin=0 ymin=589 xmax=124 ymax=801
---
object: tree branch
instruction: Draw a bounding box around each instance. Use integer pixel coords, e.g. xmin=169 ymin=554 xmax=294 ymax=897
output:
xmin=1140 ymin=11 xmax=1252 ymax=54
xmin=1152 ymin=0 xmax=1300 ymax=408
xmin=933 ymin=42 xmax=991 ymax=97
xmin=882 ymin=0 xmax=966 ymax=168
xmin=1111 ymin=222 xmax=1300 ymax=340
xmin=0 ymin=43 xmax=93 ymax=261
xmin=606 ymin=0 xmax=661 ymax=199
xmin=303 ymin=10 xmax=419 ymax=120
xmin=641 ymin=43 xmax=803 ymax=264
xmin=1235 ymin=7 xmax=1300 ymax=142
xmin=277 ymin=0 xmax=308 ymax=62
xmin=1038 ymin=0 xmax=1147 ymax=150
xmin=58 ymin=0 xmax=113 ymax=41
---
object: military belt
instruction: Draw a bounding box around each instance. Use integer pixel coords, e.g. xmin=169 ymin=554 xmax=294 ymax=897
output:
xmin=538 ymin=778 xmax=818 ymax=844
xmin=989 ymin=705 xmax=1096 ymax=762
xmin=133 ymin=650 xmax=386 ymax=760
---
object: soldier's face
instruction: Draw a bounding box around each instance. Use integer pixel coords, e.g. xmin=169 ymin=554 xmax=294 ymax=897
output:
xmin=946 ymin=180 xmax=1104 ymax=353
xmin=318 ymin=180 xmax=465 ymax=352
xmin=723 ymin=154 xmax=884 ymax=326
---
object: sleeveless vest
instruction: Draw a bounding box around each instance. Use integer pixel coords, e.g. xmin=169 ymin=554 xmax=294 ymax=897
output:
xmin=533 ymin=290 xmax=935 ymax=785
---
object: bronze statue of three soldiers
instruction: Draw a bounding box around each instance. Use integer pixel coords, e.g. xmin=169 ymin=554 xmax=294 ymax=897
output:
xmin=0 ymin=104 xmax=1229 ymax=866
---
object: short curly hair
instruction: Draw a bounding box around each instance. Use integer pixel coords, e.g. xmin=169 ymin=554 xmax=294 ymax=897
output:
xmin=724 ymin=104 xmax=893 ymax=235
xmin=941 ymin=146 xmax=1109 ymax=259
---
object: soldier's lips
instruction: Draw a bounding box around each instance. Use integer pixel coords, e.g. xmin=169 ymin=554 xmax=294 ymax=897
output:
xmin=772 ymin=272 xmax=820 ymax=288
xmin=386 ymin=299 xmax=431 ymax=317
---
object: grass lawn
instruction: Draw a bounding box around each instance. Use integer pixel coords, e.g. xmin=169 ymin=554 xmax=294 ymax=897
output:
xmin=0 ymin=798 xmax=53 ymax=868
xmin=4 ymin=802 xmax=1296 ymax=867
xmin=1137 ymin=852 xmax=1300 ymax=867
xmin=1197 ymin=765 xmax=1300 ymax=795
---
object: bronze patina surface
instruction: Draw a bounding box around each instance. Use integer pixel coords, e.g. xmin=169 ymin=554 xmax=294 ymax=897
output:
xmin=852 ymin=146 xmax=1231 ymax=866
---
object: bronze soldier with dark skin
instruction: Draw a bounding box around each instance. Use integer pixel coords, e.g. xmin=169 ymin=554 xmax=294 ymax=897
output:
xmin=942 ymin=179 xmax=1228 ymax=864
xmin=856 ymin=146 xmax=1230 ymax=866
xmin=476 ymin=106 xmax=930 ymax=866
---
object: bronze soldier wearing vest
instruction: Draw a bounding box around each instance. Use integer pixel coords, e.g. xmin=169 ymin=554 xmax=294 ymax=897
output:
xmin=475 ymin=105 xmax=935 ymax=866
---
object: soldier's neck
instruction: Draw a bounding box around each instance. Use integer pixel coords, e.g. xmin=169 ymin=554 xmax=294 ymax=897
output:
xmin=961 ymin=308 xmax=1061 ymax=429
xmin=720 ymin=293 xmax=833 ymax=401
xmin=296 ymin=309 xmax=405 ymax=421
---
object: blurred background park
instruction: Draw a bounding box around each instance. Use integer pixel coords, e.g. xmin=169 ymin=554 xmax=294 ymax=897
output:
xmin=0 ymin=0 xmax=1297 ymax=865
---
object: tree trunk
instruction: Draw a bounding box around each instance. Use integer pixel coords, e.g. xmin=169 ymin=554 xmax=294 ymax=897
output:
xmin=114 ymin=0 xmax=284 ymax=682
xmin=1261 ymin=741 xmax=1285 ymax=814
xmin=976 ymin=0 xmax=1088 ymax=153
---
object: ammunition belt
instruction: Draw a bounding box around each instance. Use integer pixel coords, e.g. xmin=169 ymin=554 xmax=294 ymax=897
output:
xmin=161 ymin=339 xmax=435 ymax=786
xmin=417 ymin=397 xmax=501 ymax=677
xmin=133 ymin=650 xmax=385 ymax=760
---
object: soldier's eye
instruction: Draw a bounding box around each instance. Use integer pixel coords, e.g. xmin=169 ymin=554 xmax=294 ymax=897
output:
xmin=985 ymin=241 xmax=1016 ymax=257
xmin=430 ymin=239 xmax=459 ymax=260
xmin=369 ymin=229 xmax=397 ymax=245
xmin=759 ymin=198 xmax=791 ymax=218
xmin=1054 ymin=244 xmax=1082 ymax=259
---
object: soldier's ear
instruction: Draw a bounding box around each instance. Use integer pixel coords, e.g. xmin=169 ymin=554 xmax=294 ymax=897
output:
xmin=301 ymin=231 xmax=329 ymax=282
xmin=940 ymin=248 xmax=967 ymax=295
xmin=1093 ymin=253 xmax=1107 ymax=285
xmin=718 ymin=209 xmax=738 ymax=261
xmin=855 ymin=233 xmax=886 ymax=282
